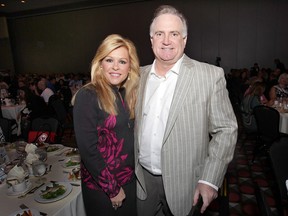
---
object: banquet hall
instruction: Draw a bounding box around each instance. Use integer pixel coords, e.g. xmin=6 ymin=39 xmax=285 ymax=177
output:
xmin=0 ymin=0 xmax=288 ymax=215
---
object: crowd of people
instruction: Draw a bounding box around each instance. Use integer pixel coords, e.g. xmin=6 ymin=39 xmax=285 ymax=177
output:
xmin=0 ymin=72 xmax=90 ymax=140
xmin=226 ymin=60 xmax=288 ymax=133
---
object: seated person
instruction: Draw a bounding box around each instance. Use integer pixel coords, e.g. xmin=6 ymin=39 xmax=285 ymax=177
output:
xmin=37 ymin=80 xmax=54 ymax=104
xmin=267 ymin=73 xmax=288 ymax=107
xmin=241 ymin=82 xmax=266 ymax=133
xmin=18 ymin=86 xmax=50 ymax=140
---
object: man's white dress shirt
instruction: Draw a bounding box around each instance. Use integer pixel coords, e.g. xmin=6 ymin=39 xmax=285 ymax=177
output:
xmin=139 ymin=57 xmax=182 ymax=175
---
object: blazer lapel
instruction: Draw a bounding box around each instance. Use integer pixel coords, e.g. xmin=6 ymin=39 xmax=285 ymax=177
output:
xmin=163 ymin=55 xmax=195 ymax=144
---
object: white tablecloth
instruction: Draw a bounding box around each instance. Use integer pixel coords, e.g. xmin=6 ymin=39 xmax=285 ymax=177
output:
xmin=0 ymin=146 xmax=86 ymax=216
xmin=279 ymin=113 xmax=288 ymax=134
xmin=1 ymin=104 xmax=26 ymax=136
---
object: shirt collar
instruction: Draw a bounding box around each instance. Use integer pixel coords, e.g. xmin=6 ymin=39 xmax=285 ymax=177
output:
xmin=150 ymin=55 xmax=184 ymax=77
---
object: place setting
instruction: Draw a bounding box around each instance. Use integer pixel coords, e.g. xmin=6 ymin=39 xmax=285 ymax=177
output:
xmin=33 ymin=181 xmax=73 ymax=203
xmin=0 ymin=141 xmax=85 ymax=216
xmin=6 ymin=165 xmax=31 ymax=197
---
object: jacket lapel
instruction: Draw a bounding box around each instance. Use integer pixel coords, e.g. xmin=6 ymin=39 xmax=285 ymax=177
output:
xmin=162 ymin=55 xmax=195 ymax=144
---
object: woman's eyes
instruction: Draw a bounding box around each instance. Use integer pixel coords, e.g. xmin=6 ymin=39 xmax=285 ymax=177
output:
xmin=119 ymin=60 xmax=127 ymax=64
xmin=105 ymin=59 xmax=113 ymax=63
xmin=105 ymin=59 xmax=127 ymax=64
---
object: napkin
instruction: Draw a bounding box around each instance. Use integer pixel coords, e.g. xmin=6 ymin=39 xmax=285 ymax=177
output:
xmin=24 ymin=144 xmax=39 ymax=166
xmin=25 ymin=144 xmax=37 ymax=154
xmin=7 ymin=165 xmax=26 ymax=184
xmin=25 ymin=153 xmax=39 ymax=165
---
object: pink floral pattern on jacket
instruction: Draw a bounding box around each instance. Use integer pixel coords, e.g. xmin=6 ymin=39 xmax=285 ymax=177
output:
xmin=81 ymin=115 xmax=133 ymax=198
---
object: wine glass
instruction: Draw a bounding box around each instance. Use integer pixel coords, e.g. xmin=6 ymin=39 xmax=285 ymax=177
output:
xmin=32 ymin=160 xmax=47 ymax=184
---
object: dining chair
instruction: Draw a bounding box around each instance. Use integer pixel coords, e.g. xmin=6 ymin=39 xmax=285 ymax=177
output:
xmin=30 ymin=116 xmax=61 ymax=143
xmin=252 ymin=105 xmax=285 ymax=163
xmin=254 ymin=181 xmax=273 ymax=216
xmin=269 ymin=137 xmax=288 ymax=216
xmin=0 ymin=117 xmax=14 ymax=142
xmin=0 ymin=106 xmax=18 ymax=141
xmin=48 ymin=95 xmax=74 ymax=140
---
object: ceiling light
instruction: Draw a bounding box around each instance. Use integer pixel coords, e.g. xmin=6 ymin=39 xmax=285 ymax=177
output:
xmin=0 ymin=3 xmax=5 ymax=7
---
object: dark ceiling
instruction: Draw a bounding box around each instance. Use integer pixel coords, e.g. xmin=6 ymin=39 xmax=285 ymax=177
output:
xmin=0 ymin=0 xmax=146 ymax=18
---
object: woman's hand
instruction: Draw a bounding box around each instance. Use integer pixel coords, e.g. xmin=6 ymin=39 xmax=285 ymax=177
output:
xmin=110 ymin=187 xmax=125 ymax=209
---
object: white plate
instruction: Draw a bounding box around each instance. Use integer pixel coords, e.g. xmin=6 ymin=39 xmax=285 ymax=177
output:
xmin=8 ymin=208 xmax=40 ymax=216
xmin=6 ymin=181 xmax=32 ymax=196
xmin=64 ymin=148 xmax=80 ymax=157
xmin=34 ymin=181 xmax=72 ymax=203
xmin=46 ymin=144 xmax=64 ymax=155
xmin=62 ymin=156 xmax=81 ymax=169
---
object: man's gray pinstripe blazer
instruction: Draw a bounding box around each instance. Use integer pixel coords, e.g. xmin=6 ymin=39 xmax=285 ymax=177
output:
xmin=134 ymin=55 xmax=238 ymax=216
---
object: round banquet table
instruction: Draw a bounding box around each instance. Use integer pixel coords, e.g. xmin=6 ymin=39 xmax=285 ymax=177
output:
xmin=279 ymin=112 xmax=288 ymax=134
xmin=0 ymin=145 xmax=86 ymax=216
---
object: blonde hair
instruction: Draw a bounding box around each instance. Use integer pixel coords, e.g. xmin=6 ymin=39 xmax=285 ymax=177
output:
xmin=80 ymin=34 xmax=139 ymax=118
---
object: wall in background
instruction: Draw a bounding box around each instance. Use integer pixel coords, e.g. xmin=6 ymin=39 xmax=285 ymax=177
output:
xmin=0 ymin=16 xmax=14 ymax=75
xmin=2 ymin=0 xmax=288 ymax=75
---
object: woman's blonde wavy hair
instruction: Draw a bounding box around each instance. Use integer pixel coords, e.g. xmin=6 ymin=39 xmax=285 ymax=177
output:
xmin=75 ymin=34 xmax=139 ymax=118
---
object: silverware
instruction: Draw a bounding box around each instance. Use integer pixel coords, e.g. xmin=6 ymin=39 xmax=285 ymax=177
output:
xmin=70 ymin=183 xmax=80 ymax=187
xmin=48 ymin=164 xmax=52 ymax=172
xmin=51 ymin=180 xmax=80 ymax=187
xmin=19 ymin=203 xmax=29 ymax=209
xmin=18 ymin=182 xmax=45 ymax=198
xmin=19 ymin=203 xmax=47 ymax=216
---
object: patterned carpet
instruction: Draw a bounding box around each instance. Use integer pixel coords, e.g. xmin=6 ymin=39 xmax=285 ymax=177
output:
xmin=226 ymin=132 xmax=278 ymax=216
xmin=61 ymin=115 xmax=287 ymax=216
xmin=205 ymin=112 xmax=287 ymax=216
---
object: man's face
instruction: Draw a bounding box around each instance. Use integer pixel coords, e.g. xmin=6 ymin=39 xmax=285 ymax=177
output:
xmin=150 ymin=14 xmax=187 ymax=67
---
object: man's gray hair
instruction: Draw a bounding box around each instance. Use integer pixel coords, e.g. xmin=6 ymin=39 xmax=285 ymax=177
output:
xmin=150 ymin=5 xmax=188 ymax=38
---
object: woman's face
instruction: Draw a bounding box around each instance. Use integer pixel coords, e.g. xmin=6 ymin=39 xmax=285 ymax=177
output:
xmin=279 ymin=76 xmax=288 ymax=86
xmin=101 ymin=46 xmax=130 ymax=87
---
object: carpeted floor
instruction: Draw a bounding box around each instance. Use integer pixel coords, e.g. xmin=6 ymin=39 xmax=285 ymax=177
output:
xmin=61 ymin=113 xmax=287 ymax=216
xmin=226 ymin=131 xmax=279 ymax=216
xmin=205 ymin=111 xmax=288 ymax=216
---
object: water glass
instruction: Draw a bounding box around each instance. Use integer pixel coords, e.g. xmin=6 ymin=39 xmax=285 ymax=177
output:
xmin=32 ymin=160 xmax=46 ymax=176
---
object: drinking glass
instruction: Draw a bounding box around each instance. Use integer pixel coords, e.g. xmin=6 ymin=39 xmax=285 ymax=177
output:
xmin=32 ymin=160 xmax=47 ymax=184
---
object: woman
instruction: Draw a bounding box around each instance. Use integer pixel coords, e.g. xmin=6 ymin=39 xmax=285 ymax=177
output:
xmin=268 ymin=73 xmax=288 ymax=106
xmin=73 ymin=34 xmax=139 ymax=216
xmin=241 ymin=81 xmax=266 ymax=132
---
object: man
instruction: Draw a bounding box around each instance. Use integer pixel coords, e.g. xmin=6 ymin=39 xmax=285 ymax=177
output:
xmin=37 ymin=79 xmax=54 ymax=104
xmin=135 ymin=5 xmax=238 ymax=216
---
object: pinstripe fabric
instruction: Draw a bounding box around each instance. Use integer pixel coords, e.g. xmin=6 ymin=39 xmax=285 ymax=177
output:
xmin=135 ymin=55 xmax=238 ymax=216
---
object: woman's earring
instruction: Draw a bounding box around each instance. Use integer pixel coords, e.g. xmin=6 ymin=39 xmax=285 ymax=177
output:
xmin=127 ymin=73 xmax=131 ymax=80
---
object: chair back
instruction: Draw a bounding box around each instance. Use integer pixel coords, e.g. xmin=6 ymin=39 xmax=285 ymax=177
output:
xmin=48 ymin=95 xmax=67 ymax=125
xmin=253 ymin=105 xmax=280 ymax=143
xmin=269 ymin=137 xmax=288 ymax=201
xmin=0 ymin=118 xmax=12 ymax=142
xmin=254 ymin=182 xmax=273 ymax=216
xmin=31 ymin=117 xmax=59 ymax=133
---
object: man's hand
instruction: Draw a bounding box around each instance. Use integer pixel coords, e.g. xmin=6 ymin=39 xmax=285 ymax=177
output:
xmin=193 ymin=183 xmax=218 ymax=213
